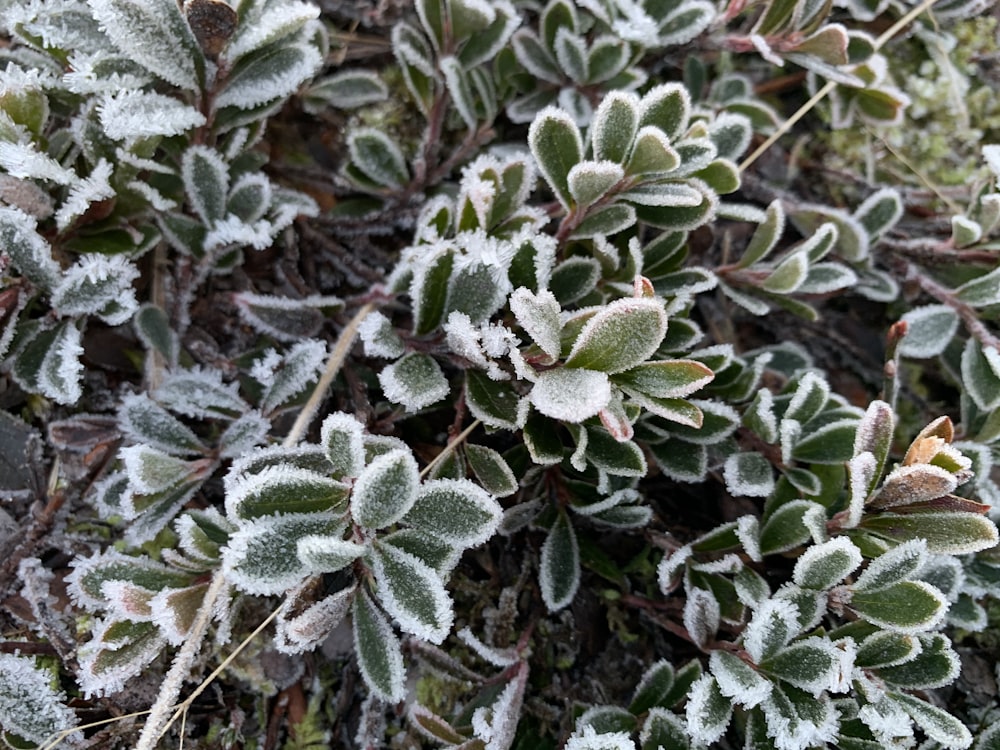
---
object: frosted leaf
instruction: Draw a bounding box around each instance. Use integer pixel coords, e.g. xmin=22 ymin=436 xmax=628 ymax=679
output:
xmin=181 ymin=144 xmax=229 ymax=226
xmin=260 ymin=339 xmax=327 ymax=414
xmin=744 ymin=598 xmax=799 ymax=663
xmin=148 ymin=582 xmax=209 ymax=645
xmin=657 ymin=545 xmax=691 ymax=592
xmin=351 ymin=449 xmax=419 ymax=529
xmin=565 ymin=725 xmax=635 ymax=750
xmin=540 ymin=510 xmax=580 ymax=611
xmin=760 ymin=687 xmax=839 ymax=750
xmin=371 ymin=541 xmax=454 ymax=643
xmin=0 ymin=141 xmax=77 ymax=185
xmin=222 ymin=512 xmax=342 ymax=595
xmin=224 ymin=463 xmax=348 ymax=521
xmin=845 ymin=452 xmax=875 ymax=527
xmin=218 ymin=411 xmax=270 ymax=458
xmin=233 ymin=291 xmax=340 ymax=341
xmin=779 ymin=417 xmax=801 ymax=465
xmin=98 ymin=89 xmax=206 ymax=141
xmin=761 ymin=637 xmax=855 ymax=695
xmin=510 ymin=287 xmax=562 ymax=359
xmin=55 ymin=158 xmax=115 ymax=231
xmin=61 ymin=50 xmax=154 ymax=94
xmin=118 ymin=392 xmax=205 ymax=454
xmin=297 ymin=535 xmax=367 ymax=573
xmin=471 ymin=670 xmax=528 ymax=749
xmin=216 ymin=40 xmax=323 ymax=110
xmin=127 ymin=180 xmax=177 ymax=211
xmin=853 ymin=538 xmax=927 ymax=592
xmin=204 ymin=215 xmax=275 ymax=251
xmin=0 ymin=653 xmax=82 ymax=746
xmin=352 ymin=589 xmax=406 ymax=703
xmin=223 ymin=1 xmax=320 ymax=63
xmin=320 ymin=412 xmax=366 ymax=479
xmin=711 ymin=650 xmax=772 ymax=708
xmin=889 ymin=692 xmax=972 ymax=750
xmin=444 ymin=311 xmax=492 ymax=372
xmin=686 ymin=675 xmax=732 ymax=745
xmin=358 ymin=311 xmax=406 ymax=359
xmin=792 ymin=537 xmax=862 ymax=590
xmin=457 ymin=626 xmax=518 ymax=667
xmin=529 ymin=368 xmax=611 ymax=423
xmin=784 ymin=372 xmax=830 ymax=424
xmin=723 ymin=451 xmax=774 ymax=497
xmin=275 ymin=582 xmax=357 ymax=654
xmin=378 ymin=353 xmax=450 ymax=411
xmin=30 ymin=321 xmax=85 ymax=405
xmin=51 ymin=253 xmax=139 ymax=325
xmin=88 ymin=0 xmax=201 ymax=90
xmin=564 ymin=297 xmax=668 ymax=374
xmin=154 ymin=367 xmax=247 ymax=419
xmin=870 ymin=463 xmax=960 ymax=509
xmin=683 ymin=586 xmax=720 ymax=649
xmin=404 ymin=478 xmax=502 ymax=547
xmin=120 ymin=444 xmax=202 ymax=495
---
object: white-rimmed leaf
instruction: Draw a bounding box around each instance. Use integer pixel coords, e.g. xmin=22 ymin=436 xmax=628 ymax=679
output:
xmin=565 ymin=298 xmax=667 ymax=373
xmin=305 ymin=69 xmax=388 ymax=110
xmin=888 ymin=692 xmax=972 ymax=750
xmin=297 ymin=535 xmax=367 ymax=572
xmin=275 ymin=582 xmax=357 ymax=654
xmin=222 ymin=513 xmax=342 ymax=595
xmin=792 ymin=537 xmax=862 ymax=590
xmin=723 ymin=452 xmax=774 ymax=497
xmin=855 ymin=187 xmax=902 ymax=240
xmin=352 ymin=448 xmax=419 ymax=529
xmin=639 ymin=83 xmax=690 ymax=141
xmin=711 ymin=650 xmax=772 ymax=708
xmin=685 ymin=675 xmax=732 ymax=746
xmin=216 ymin=40 xmax=322 ymax=110
xmin=51 ymin=254 xmax=139 ymax=326
xmin=0 ymin=653 xmax=81 ymax=746
xmin=540 ymin=509 xmax=579 ymax=611
xmin=352 ymin=589 xmax=406 ymax=702
xmin=225 ymin=464 xmax=348 ymax=520
xmin=260 ymin=339 xmax=327 ymax=413
xmin=510 ymin=287 xmax=562 ymax=359
xmin=954 ymin=266 xmax=1000 ymax=308
xmin=181 ymin=145 xmax=229 ymax=226
xmin=98 ymin=89 xmax=205 ymax=140
xmin=528 ymin=106 xmax=583 ymax=208
xmin=572 ymin=204 xmax=636 ymax=238
xmin=379 ymin=352 xmax=450 ymax=411
xmin=592 ymin=91 xmax=639 ymax=164
xmin=791 ymin=419 xmax=858 ymax=464
xmin=567 ymin=160 xmax=624 ymax=208
xmin=403 ymin=477 xmax=501 ymax=547
xmin=848 ymin=580 xmax=947 ymax=633
xmin=860 ymin=512 xmax=999 ymax=555
xmin=465 ymin=445 xmax=518 ymax=497
xmin=625 ymin=125 xmax=681 ymax=176
xmin=0 ymin=206 xmax=59 ymax=289
xmin=853 ymin=399 xmax=894 ymax=494
xmin=120 ymin=444 xmax=203 ymax=495
xmin=759 ymin=500 xmax=819 ymax=555
xmin=683 ymin=586 xmax=720 ymax=649
xmin=371 ymin=540 xmax=453 ymax=643
xmin=348 ymin=127 xmax=410 ymax=190
xmin=530 ymin=368 xmax=611 ymax=423
xmin=898 ymin=305 xmax=959 ymax=358
xmin=89 ymin=0 xmax=201 ymax=90
xmin=876 ymin=633 xmax=960 ymax=689
xmin=744 ymin=598 xmax=799 ymax=663
xmin=760 ymin=637 xmax=848 ymax=695
xmin=961 ymin=337 xmax=1000 ymax=410
xmin=320 ymin=412 xmax=366 ymax=479
xmin=855 ymin=630 xmax=920 ymax=669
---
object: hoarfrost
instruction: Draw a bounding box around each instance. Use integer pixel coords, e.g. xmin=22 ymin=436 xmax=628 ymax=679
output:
xmin=98 ymin=89 xmax=205 ymax=140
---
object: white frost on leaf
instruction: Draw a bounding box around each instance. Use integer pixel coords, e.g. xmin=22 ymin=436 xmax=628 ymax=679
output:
xmin=378 ymin=353 xmax=450 ymax=411
xmin=744 ymin=598 xmax=799 ymax=663
xmin=683 ymin=586 xmax=720 ymax=649
xmin=565 ymin=725 xmax=636 ymax=750
xmin=0 ymin=141 xmax=77 ymax=185
xmin=510 ymin=287 xmax=562 ymax=360
xmin=358 ymin=311 xmax=406 ymax=359
xmin=529 ymin=368 xmax=612 ymax=422
xmin=457 ymin=626 xmax=518 ymax=667
xmin=215 ymin=40 xmax=323 ymax=111
xmin=223 ymin=1 xmax=320 ymax=63
xmin=371 ymin=541 xmax=454 ymax=644
xmin=853 ymin=538 xmax=927 ymax=592
xmin=98 ymin=90 xmax=205 ymax=141
xmin=55 ymin=158 xmax=115 ymax=231
xmin=351 ymin=448 xmax=419 ymax=530
xmin=50 ymin=253 xmax=139 ymax=325
xmin=0 ymin=653 xmax=82 ymax=746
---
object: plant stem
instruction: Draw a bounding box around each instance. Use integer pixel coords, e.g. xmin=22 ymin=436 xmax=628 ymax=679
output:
xmin=419 ymin=419 xmax=482 ymax=479
xmin=283 ymin=301 xmax=376 ymax=447
xmin=134 ymin=571 xmax=229 ymax=750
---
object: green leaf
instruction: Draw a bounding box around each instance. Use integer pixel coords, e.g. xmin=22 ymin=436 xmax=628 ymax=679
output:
xmin=371 ymin=541 xmax=453 ymax=643
xmin=11 ymin=321 xmax=84 ymax=406
xmin=226 ymin=464 xmax=349 ymax=521
xmin=791 ymin=419 xmax=858 ymax=464
xmin=466 ymin=445 xmax=519 ymax=497
xmin=403 ymin=478 xmax=502 ymax=547
xmin=961 ymin=337 xmax=1000 ymax=411
xmin=182 ymin=145 xmax=229 ymax=225
xmin=849 ymin=580 xmax=947 ymax=632
xmin=540 ymin=509 xmax=580 ymax=610
xmin=854 ymin=188 xmax=902 ymax=241
xmin=523 ymin=412 xmax=564 ymax=465
xmin=612 ymin=359 xmax=714 ymax=398
xmin=861 ymin=512 xmax=998 ymax=554
xmin=639 ymin=83 xmax=690 ymax=141
xmin=585 ymin=426 xmax=647 ymax=476
xmin=888 ymin=692 xmax=972 ymax=750
xmin=567 ymin=161 xmax=625 ymax=207
xmin=723 ymin=452 xmax=775 ymax=497
xmin=630 ymin=660 xmax=675 ymax=715
xmin=530 ymin=368 xmax=611 ymax=423
xmin=348 ymin=127 xmax=409 ymax=190
xmin=320 ymin=412 xmax=366 ymax=479
xmin=792 ymin=536 xmax=862 ymax=590
xmin=855 ymin=630 xmax=920 ymax=669
xmin=0 ymin=654 xmax=80 ymax=746
xmin=222 ymin=513 xmax=343 ymax=595
xmin=572 ymin=204 xmax=637 ymax=238
xmin=898 ymin=305 xmax=959 ymax=358
xmin=528 ymin=106 xmax=584 ymax=208
xmin=352 ymin=449 xmax=420 ymax=529
xmin=592 ymin=91 xmax=640 ymax=164
xmin=640 ymin=708 xmax=691 ymax=750
xmin=353 ymin=589 xmax=406 ymax=702
xmin=305 ymin=69 xmax=387 ymax=110
xmin=565 ymin=298 xmax=667 ymax=373
xmin=710 ymin=650 xmax=772 ymax=709
xmin=466 ymin=370 xmax=526 ymax=430
xmin=685 ymin=675 xmax=732 ymax=746
xmin=759 ymin=500 xmax=820 ymax=555
xmin=550 ymin=256 xmax=601 ymax=305
xmin=626 ymin=126 xmax=681 ymax=176
xmin=83 ymin=620 xmax=166 ymax=698
xmin=379 ymin=353 xmax=450 ymax=411
xmin=216 ymin=40 xmax=322 ymax=111
xmin=296 ymin=535 xmax=367 ymax=573
xmin=89 ymin=0 xmax=202 ymax=90
xmin=694 ymin=159 xmax=740 ymax=194
xmin=784 ymin=372 xmax=830 ymax=424
xmin=762 ymin=251 xmax=809 ymax=293
xmin=649 ymin=438 xmax=708 ymax=482
xmin=876 ymin=633 xmax=960 ymax=689
xmin=380 ymin=529 xmax=459 ymax=576
xmin=759 ymin=638 xmax=843 ymax=694
xmin=853 ymin=399 xmax=894 ymax=496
